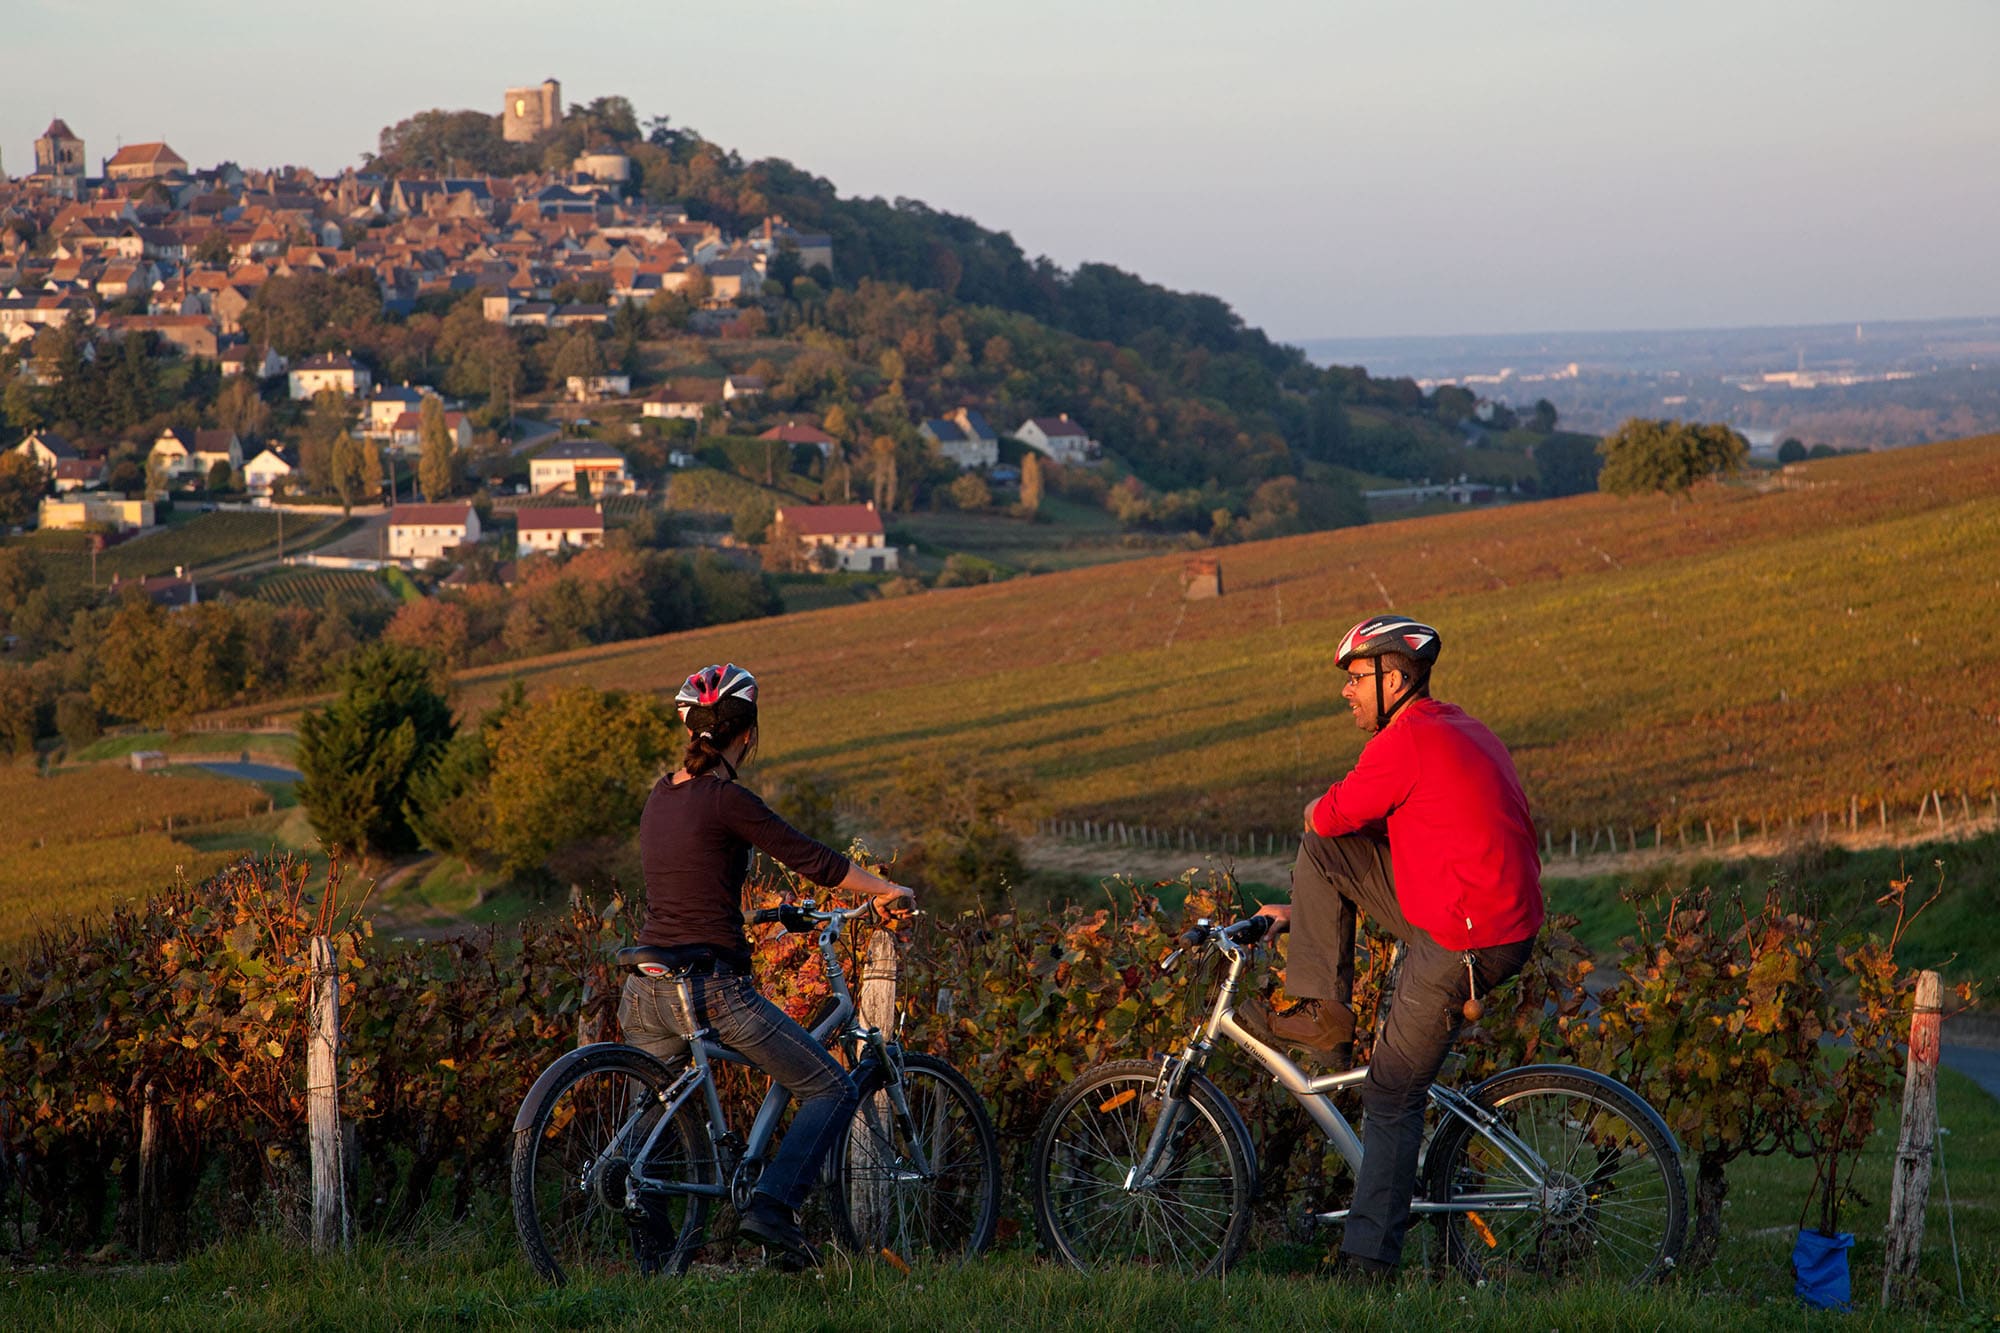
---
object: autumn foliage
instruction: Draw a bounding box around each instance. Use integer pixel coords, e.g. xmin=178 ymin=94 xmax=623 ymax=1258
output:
xmin=0 ymin=858 xmax=1946 ymax=1266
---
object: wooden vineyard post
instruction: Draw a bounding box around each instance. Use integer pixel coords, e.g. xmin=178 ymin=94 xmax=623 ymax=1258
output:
xmin=853 ymin=928 xmax=901 ymax=1246
xmin=1881 ymin=971 xmax=1943 ymax=1308
xmin=136 ymin=1082 xmax=160 ymax=1260
xmin=308 ymin=935 xmax=348 ymax=1253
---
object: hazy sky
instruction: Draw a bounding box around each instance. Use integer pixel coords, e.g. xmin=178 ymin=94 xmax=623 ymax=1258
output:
xmin=7 ymin=0 xmax=1998 ymax=341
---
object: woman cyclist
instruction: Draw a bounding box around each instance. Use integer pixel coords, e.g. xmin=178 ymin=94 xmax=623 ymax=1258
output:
xmin=617 ymin=662 xmax=916 ymax=1270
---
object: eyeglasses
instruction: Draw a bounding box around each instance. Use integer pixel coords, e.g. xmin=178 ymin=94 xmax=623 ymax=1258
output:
xmin=1344 ymin=670 xmax=1396 ymax=687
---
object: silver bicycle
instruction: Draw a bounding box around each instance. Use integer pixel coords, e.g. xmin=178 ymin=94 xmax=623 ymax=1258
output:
xmin=512 ymin=901 xmax=1000 ymax=1284
xmin=1030 ymin=915 xmax=1686 ymax=1284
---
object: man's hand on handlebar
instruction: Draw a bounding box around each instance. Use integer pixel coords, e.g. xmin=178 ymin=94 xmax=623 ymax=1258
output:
xmin=1254 ymin=903 xmax=1292 ymax=935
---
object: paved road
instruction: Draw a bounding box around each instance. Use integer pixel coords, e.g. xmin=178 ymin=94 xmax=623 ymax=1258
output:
xmin=1942 ymin=1044 xmax=2000 ymax=1104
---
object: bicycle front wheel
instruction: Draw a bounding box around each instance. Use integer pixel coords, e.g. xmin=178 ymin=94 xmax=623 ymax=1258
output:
xmin=830 ymin=1052 xmax=1001 ymax=1262
xmin=1424 ymin=1066 xmax=1686 ymax=1287
xmin=1030 ymin=1059 xmax=1254 ymax=1276
xmin=511 ymin=1045 xmax=714 ymax=1285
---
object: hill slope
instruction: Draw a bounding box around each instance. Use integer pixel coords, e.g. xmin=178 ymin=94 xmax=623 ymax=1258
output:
xmin=241 ymin=437 xmax=2000 ymax=838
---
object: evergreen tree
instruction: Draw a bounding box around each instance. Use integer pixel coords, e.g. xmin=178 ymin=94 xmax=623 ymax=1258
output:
xmin=296 ymin=644 xmax=455 ymax=858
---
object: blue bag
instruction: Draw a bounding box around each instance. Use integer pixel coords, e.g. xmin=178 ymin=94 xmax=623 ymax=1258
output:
xmin=1792 ymin=1228 xmax=1854 ymax=1310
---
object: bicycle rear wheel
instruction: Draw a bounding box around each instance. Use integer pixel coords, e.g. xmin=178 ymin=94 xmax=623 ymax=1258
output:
xmin=829 ymin=1052 xmax=1001 ymax=1262
xmin=1030 ymin=1059 xmax=1254 ymax=1276
xmin=511 ymin=1045 xmax=714 ymax=1284
xmin=1424 ymin=1066 xmax=1686 ymax=1287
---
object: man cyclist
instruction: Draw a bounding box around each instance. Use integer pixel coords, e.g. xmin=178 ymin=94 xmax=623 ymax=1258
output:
xmin=1239 ymin=613 xmax=1544 ymax=1278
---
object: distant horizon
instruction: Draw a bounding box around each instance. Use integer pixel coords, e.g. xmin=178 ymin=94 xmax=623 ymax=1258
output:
xmin=1296 ymin=310 xmax=2000 ymax=349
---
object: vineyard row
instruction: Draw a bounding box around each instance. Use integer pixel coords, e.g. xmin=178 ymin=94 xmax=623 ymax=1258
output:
xmin=1032 ymin=786 xmax=2000 ymax=863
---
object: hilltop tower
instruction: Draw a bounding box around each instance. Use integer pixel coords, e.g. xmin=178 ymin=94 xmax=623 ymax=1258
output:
xmin=33 ymin=118 xmax=86 ymax=197
xmin=502 ymin=79 xmax=562 ymax=143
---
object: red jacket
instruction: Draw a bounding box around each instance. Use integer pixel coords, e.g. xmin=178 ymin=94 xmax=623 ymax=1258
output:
xmin=1310 ymin=697 xmax=1543 ymax=951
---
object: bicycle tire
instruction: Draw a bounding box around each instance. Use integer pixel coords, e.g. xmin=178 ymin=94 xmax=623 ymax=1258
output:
xmin=1030 ymin=1059 xmax=1255 ymax=1276
xmin=1423 ymin=1065 xmax=1686 ymax=1287
xmin=511 ymin=1044 xmax=715 ymax=1284
xmin=829 ymin=1052 xmax=1002 ymax=1262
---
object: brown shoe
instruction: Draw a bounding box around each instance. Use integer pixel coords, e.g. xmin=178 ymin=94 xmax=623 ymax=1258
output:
xmin=1237 ymin=995 xmax=1355 ymax=1066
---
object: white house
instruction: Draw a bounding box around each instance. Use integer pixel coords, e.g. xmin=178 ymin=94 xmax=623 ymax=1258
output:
xmin=529 ymin=441 xmax=630 ymax=496
xmin=774 ymin=501 xmax=898 ymax=573
xmin=643 ymin=381 xmax=721 ymax=420
xmin=365 ymin=383 xmax=432 ymax=437
xmin=387 ymin=408 xmax=472 ymax=456
xmin=11 ymin=430 xmax=77 ymax=473
xmin=565 ymin=373 xmax=632 ymax=403
xmin=243 ymin=446 xmax=296 ymax=496
xmin=387 ymin=503 xmax=481 ymax=562
xmin=148 ymin=428 xmax=195 ymax=477
xmin=920 ymin=408 xmax=1000 ymax=470
xmin=190 ymin=429 xmax=243 ymax=479
xmin=219 ymin=344 xmax=286 ymax=380
xmin=515 ymin=505 xmax=605 ymax=557
xmin=1016 ymin=413 xmax=1097 ymax=464
xmin=722 ymin=374 xmax=767 ymax=401
xmin=288 ymin=351 xmax=373 ymax=401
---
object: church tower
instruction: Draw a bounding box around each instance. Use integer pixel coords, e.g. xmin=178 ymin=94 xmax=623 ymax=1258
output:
xmin=34 ymin=118 xmax=86 ymax=197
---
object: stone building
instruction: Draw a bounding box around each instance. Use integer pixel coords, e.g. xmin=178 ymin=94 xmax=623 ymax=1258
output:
xmin=503 ymin=79 xmax=563 ymax=143
xmin=33 ymin=119 xmax=86 ymax=198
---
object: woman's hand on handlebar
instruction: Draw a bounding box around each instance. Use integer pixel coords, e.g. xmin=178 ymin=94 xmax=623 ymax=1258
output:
xmin=838 ymin=858 xmax=917 ymax=915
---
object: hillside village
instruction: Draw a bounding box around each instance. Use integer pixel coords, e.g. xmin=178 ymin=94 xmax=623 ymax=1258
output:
xmin=0 ymin=85 xmax=1604 ymax=755
xmin=0 ymin=92 xmax=1131 ymax=568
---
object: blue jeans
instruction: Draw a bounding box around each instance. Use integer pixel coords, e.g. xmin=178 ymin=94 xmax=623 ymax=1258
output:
xmin=618 ymin=971 xmax=858 ymax=1212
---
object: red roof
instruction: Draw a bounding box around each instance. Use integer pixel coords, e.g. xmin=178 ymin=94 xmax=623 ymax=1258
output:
xmin=388 ymin=503 xmax=475 ymax=527
xmin=759 ymin=421 xmax=835 ymax=446
xmin=516 ymin=506 xmax=604 ymax=531
xmin=105 ymin=142 xmax=188 ymax=170
xmin=776 ymin=503 xmax=883 ymax=538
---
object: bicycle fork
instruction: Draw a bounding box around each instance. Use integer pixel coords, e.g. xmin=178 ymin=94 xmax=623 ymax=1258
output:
xmin=1123 ymin=1052 xmax=1200 ymax=1192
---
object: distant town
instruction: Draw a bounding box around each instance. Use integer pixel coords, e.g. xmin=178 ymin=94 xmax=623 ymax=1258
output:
xmin=0 ymin=81 xmax=1110 ymax=576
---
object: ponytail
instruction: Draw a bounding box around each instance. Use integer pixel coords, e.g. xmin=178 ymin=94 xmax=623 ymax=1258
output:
xmin=682 ymin=698 xmax=756 ymax=777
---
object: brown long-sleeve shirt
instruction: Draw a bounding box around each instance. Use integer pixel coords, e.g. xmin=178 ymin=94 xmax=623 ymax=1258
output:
xmin=636 ymin=772 xmax=850 ymax=968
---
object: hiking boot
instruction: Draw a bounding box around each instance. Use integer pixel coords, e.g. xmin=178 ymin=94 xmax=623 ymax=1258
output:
xmin=1237 ymin=994 xmax=1355 ymax=1067
xmin=740 ymin=1198 xmax=819 ymax=1272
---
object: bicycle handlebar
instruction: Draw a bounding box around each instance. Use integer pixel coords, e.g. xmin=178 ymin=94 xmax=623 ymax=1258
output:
xmin=750 ymin=898 xmax=913 ymax=933
xmin=1161 ymin=914 xmax=1272 ymax=972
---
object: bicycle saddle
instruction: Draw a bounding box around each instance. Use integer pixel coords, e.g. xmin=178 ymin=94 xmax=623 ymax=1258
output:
xmin=616 ymin=945 xmax=684 ymax=975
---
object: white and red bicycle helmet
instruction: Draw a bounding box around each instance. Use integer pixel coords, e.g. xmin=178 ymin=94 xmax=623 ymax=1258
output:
xmin=675 ymin=662 xmax=758 ymax=723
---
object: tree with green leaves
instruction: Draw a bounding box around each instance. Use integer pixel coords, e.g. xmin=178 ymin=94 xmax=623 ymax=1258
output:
xmin=1596 ymin=418 xmax=1748 ymax=498
xmin=331 ymin=435 xmax=381 ymax=515
xmin=417 ymin=395 xmax=457 ymax=502
xmin=484 ymin=685 xmax=676 ymax=875
xmin=296 ymin=643 xmax=455 ymax=858
xmin=3 ymin=377 xmax=43 ymax=434
xmin=1533 ymin=433 xmax=1602 ymax=498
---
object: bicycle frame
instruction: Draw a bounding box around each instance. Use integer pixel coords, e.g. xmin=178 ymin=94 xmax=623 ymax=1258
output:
xmin=1128 ymin=922 xmax=1553 ymax=1225
xmin=616 ymin=903 xmax=934 ymax=1208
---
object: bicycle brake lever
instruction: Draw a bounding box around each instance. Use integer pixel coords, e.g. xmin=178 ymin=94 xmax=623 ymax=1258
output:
xmin=1158 ymin=947 xmax=1185 ymax=974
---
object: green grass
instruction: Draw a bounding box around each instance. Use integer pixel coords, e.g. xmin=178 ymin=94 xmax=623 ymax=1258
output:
xmin=2 ymin=1059 xmax=1992 ymax=1330
xmin=1544 ymin=829 xmax=2000 ymax=984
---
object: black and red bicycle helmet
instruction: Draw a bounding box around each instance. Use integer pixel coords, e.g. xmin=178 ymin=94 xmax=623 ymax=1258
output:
xmin=1335 ymin=615 xmax=1441 ymax=670
xmin=1336 ymin=615 xmax=1440 ymax=728
xmin=675 ymin=662 xmax=758 ymax=723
